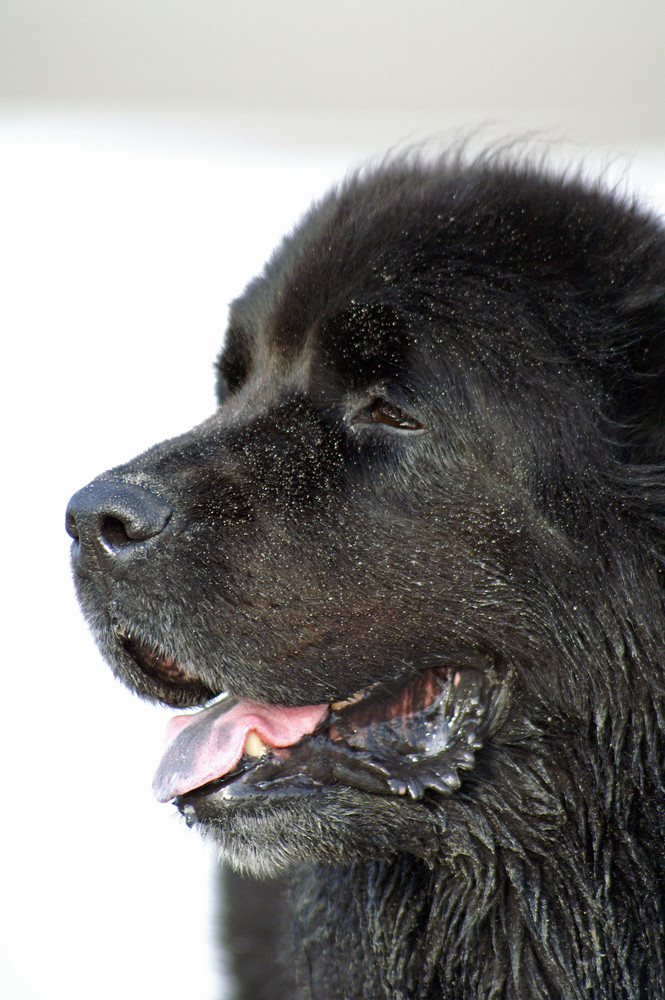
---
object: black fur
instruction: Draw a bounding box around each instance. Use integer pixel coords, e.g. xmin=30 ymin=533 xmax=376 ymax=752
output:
xmin=67 ymin=153 xmax=665 ymax=998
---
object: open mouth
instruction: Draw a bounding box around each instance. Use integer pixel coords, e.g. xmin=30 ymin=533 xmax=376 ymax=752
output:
xmin=153 ymin=660 xmax=505 ymax=814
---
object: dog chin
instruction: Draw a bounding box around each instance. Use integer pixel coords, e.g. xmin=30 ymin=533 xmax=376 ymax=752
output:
xmin=178 ymin=788 xmax=438 ymax=877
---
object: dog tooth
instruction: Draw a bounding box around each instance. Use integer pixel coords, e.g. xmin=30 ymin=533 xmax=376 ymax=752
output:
xmin=330 ymin=689 xmax=366 ymax=711
xmin=181 ymin=803 xmax=197 ymax=828
xmin=206 ymin=690 xmax=231 ymax=707
xmin=244 ymin=730 xmax=267 ymax=757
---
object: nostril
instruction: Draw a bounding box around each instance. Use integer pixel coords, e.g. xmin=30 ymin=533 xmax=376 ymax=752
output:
xmin=100 ymin=515 xmax=133 ymax=550
xmin=66 ymin=509 xmax=80 ymax=541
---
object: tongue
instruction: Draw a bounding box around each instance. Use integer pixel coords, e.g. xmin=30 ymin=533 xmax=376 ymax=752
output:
xmin=152 ymin=695 xmax=329 ymax=802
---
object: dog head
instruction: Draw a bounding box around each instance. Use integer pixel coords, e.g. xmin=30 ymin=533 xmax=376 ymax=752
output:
xmin=67 ymin=156 xmax=665 ymax=874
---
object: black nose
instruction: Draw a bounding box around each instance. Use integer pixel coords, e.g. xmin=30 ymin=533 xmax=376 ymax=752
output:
xmin=66 ymin=478 xmax=172 ymax=571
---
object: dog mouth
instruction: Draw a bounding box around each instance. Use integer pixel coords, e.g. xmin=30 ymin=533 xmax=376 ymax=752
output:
xmin=152 ymin=659 xmax=505 ymax=813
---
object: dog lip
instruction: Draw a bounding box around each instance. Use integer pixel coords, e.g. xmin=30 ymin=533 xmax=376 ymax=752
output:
xmin=115 ymin=627 xmax=216 ymax=704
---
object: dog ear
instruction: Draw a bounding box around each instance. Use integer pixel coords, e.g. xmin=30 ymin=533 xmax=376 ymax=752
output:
xmin=614 ymin=286 xmax=665 ymax=464
xmin=601 ymin=286 xmax=665 ymax=550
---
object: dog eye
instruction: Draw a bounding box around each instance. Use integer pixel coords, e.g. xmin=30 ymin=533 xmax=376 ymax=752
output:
xmin=368 ymin=399 xmax=424 ymax=430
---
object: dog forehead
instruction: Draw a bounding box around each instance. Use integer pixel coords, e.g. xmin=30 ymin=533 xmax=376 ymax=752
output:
xmin=226 ymin=270 xmax=415 ymax=394
xmin=224 ymin=180 xmax=441 ymax=373
xmin=258 ymin=304 xmax=412 ymax=398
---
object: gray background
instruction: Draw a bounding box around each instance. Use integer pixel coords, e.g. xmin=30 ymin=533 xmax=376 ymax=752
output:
xmin=1 ymin=0 xmax=664 ymax=143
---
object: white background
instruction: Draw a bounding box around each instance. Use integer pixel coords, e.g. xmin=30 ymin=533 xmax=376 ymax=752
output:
xmin=1 ymin=3 xmax=665 ymax=999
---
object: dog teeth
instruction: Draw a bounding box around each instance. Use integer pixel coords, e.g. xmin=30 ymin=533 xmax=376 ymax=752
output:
xmin=330 ymin=689 xmax=366 ymax=712
xmin=206 ymin=690 xmax=231 ymax=708
xmin=244 ymin=730 xmax=268 ymax=757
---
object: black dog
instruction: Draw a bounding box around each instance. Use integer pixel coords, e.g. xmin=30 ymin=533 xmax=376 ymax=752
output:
xmin=67 ymin=154 xmax=665 ymax=999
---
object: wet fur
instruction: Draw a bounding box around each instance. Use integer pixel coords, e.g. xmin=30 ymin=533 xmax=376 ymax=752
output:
xmin=70 ymin=154 xmax=665 ymax=998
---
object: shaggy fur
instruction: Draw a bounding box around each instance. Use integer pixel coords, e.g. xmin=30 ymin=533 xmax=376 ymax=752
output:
xmin=67 ymin=153 xmax=665 ymax=999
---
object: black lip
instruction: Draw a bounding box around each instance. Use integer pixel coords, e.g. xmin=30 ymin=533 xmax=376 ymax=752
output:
xmin=114 ymin=626 xmax=217 ymax=706
xmin=175 ymin=663 xmax=501 ymax=820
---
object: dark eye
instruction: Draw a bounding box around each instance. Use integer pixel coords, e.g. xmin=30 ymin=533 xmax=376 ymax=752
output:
xmin=368 ymin=399 xmax=424 ymax=430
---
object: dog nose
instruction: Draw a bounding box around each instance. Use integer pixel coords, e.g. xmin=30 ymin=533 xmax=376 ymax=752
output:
xmin=66 ymin=478 xmax=172 ymax=569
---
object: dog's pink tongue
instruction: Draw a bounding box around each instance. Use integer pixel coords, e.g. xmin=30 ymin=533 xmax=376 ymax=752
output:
xmin=153 ymin=696 xmax=328 ymax=802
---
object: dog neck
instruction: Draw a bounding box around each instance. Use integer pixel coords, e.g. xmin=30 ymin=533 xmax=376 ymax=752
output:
xmin=286 ymin=735 xmax=665 ymax=999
